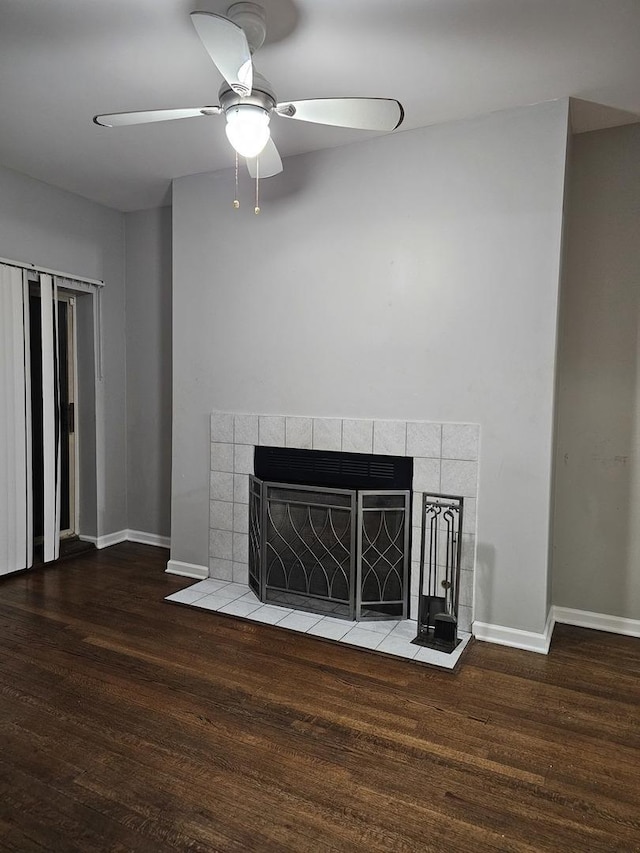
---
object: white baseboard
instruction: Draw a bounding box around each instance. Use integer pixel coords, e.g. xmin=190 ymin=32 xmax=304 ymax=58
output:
xmin=165 ymin=559 xmax=208 ymax=580
xmin=80 ymin=529 xmax=170 ymax=551
xmin=474 ymin=604 xmax=640 ymax=654
xmin=552 ymin=606 xmax=640 ymax=638
xmin=80 ymin=530 xmax=128 ymax=550
xmin=473 ymin=608 xmax=555 ymax=654
xmin=126 ymin=529 xmax=170 ymax=549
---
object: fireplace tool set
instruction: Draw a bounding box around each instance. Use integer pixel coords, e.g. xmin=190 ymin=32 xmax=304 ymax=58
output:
xmin=412 ymin=493 xmax=464 ymax=653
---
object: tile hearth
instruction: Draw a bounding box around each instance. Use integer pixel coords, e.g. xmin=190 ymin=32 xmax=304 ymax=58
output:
xmin=166 ymin=579 xmax=471 ymax=670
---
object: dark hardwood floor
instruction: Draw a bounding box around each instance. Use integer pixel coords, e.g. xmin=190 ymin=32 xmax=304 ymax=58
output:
xmin=0 ymin=543 xmax=639 ymax=852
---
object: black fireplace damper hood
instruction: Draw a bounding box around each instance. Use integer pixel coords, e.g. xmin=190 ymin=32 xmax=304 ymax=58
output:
xmin=254 ymin=446 xmax=413 ymax=491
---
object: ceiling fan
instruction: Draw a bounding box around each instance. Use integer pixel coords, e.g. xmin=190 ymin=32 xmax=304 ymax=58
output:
xmin=94 ymin=2 xmax=404 ymax=181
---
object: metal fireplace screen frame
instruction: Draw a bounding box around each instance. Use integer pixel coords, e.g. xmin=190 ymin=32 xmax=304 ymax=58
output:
xmin=249 ymin=476 xmax=410 ymax=621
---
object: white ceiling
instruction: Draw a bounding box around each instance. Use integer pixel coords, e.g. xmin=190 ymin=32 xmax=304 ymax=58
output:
xmin=1 ymin=0 xmax=639 ymax=211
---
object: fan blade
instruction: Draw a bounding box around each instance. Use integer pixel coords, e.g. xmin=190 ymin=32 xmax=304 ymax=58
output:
xmin=246 ymin=138 xmax=283 ymax=179
xmin=94 ymin=107 xmax=220 ymax=127
xmin=276 ymin=98 xmax=404 ymax=131
xmin=190 ymin=11 xmax=252 ymax=97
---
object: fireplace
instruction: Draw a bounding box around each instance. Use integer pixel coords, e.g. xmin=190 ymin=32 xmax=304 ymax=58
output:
xmin=208 ymin=412 xmax=479 ymax=633
xmin=248 ymin=447 xmax=411 ymax=620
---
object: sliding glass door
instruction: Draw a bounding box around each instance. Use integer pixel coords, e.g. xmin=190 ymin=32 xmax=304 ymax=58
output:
xmin=29 ymin=285 xmax=78 ymax=557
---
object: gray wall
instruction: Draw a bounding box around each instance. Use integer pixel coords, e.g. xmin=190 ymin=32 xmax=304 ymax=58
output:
xmin=0 ymin=163 xmax=127 ymax=538
xmin=553 ymin=123 xmax=640 ymax=619
xmin=172 ymin=99 xmax=569 ymax=634
xmin=125 ymin=207 xmax=172 ymax=538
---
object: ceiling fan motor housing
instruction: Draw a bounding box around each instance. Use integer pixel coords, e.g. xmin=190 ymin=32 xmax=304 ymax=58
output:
xmin=219 ymin=70 xmax=276 ymax=114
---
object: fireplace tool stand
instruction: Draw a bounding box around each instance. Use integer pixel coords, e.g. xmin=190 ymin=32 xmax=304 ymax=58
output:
xmin=412 ymin=493 xmax=464 ymax=653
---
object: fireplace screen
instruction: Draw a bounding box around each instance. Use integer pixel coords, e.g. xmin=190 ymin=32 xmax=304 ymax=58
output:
xmin=249 ymin=477 xmax=410 ymax=621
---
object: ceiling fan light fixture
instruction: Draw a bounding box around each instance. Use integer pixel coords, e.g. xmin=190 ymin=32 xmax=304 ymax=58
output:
xmin=225 ymin=104 xmax=270 ymax=158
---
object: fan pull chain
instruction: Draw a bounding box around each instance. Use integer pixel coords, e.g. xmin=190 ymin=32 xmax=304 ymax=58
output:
xmin=233 ymin=151 xmax=240 ymax=209
xmin=255 ymin=156 xmax=260 ymax=214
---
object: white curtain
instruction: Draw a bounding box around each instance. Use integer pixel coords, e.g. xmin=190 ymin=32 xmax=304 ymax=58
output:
xmin=0 ymin=265 xmax=61 ymax=575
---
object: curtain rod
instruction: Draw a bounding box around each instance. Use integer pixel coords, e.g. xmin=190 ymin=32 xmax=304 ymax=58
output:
xmin=0 ymin=255 xmax=104 ymax=287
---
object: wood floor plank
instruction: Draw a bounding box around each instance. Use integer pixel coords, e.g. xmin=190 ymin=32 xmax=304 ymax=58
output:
xmin=0 ymin=542 xmax=639 ymax=852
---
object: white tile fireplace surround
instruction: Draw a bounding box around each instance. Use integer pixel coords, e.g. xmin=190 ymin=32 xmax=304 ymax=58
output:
xmin=209 ymin=413 xmax=479 ymax=634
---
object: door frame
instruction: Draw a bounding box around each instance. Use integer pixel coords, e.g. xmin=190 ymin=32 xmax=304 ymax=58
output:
xmin=57 ymin=290 xmax=79 ymax=539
